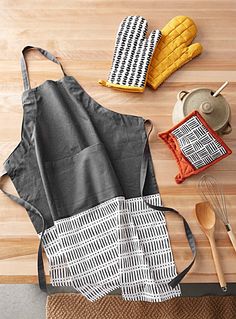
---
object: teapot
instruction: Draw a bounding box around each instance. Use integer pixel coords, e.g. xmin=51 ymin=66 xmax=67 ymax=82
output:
xmin=172 ymin=82 xmax=232 ymax=135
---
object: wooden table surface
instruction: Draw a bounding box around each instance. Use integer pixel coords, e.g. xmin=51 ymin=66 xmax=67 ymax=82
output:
xmin=0 ymin=0 xmax=236 ymax=285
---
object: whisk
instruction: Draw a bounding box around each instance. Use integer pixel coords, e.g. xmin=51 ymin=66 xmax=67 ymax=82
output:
xmin=198 ymin=174 xmax=236 ymax=253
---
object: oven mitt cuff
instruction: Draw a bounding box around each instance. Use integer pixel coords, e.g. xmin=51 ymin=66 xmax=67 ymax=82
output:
xmin=159 ymin=111 xmax=232 ymax=184
xmin=99 ymin=16 xmax=162 ymax=92
xmin=147 ymin=16 xmax=203 ymax=90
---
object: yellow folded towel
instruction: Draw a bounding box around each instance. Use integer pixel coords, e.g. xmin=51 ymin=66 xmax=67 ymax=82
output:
xmin=147 ymin=16 xmax=203 ymax=90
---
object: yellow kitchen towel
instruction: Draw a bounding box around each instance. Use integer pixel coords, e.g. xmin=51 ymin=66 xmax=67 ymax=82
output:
xmin=147 ymin=16 xmax=203 ymax=90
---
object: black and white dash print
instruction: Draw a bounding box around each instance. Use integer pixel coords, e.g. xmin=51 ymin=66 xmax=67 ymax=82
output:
xmin=108 ymin=16 xmax=162 ymax=88
xmin=119 ymin=195 xmax=180 ymax=302
xmin=172 ymin=115 xmax=227 ymax=169
xmin=41 ymin=194 xmax=180 ymax=302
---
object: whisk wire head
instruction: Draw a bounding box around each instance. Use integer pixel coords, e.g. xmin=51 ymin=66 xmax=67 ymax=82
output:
xmin=198 ymin=175 xmax=229 ymax=225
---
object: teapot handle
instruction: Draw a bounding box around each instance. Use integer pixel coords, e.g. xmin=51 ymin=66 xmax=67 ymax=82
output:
xmin=222 ymin=123 xmax=232 ymax=135
xmin=177 ymin=90 xmax=189 ymax=101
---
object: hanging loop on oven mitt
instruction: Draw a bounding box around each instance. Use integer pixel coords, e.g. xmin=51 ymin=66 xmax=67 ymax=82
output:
xmin=98 ymin=16 xmax=162 ymax=92
xmin=159 ymin=111 xmax=232 ymax=184
xmin=147 ymin=16 xmax=203 ymax=90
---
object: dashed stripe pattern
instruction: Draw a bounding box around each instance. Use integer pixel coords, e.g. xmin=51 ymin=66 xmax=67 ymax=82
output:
xmin=41 ymin=226 xmax=72 ymax=287
xmin=172 ymin=115 xmax=227 ymax=169
xmin=55 ymin=197 xmax=121 ymax=302
xmin=119 ymin=195 xmax=181 ymax=302
xmin=42 ymin=195 xmax=180 ymax=302
xmin=108 ymin=16 xmax=162 ymax=88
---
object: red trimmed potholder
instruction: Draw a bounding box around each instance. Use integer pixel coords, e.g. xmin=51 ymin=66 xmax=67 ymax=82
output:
xmin=159 ymin=111 xmax=232 ymax=184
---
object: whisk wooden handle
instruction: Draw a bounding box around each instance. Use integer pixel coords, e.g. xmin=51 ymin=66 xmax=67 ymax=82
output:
xmin=227 ymin=229 xmax=236 ymax=254
xmin=208 ymin=236 xmax=227 ymax=292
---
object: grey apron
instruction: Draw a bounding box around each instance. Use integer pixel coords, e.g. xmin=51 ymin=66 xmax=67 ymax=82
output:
xmin=0 ymin=46 xmax=196 ymax=301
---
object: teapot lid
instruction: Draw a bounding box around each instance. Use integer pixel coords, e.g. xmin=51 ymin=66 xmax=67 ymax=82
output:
xmin=183 ymin=88 xmax=230 ymax=131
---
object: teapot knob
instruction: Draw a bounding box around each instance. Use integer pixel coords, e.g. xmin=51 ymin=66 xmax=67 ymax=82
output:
xmin=200 ymin=102 xmax=214 ymax=114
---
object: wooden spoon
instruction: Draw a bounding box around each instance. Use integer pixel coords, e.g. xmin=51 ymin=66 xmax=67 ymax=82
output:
xmin=195 ymin=202 xmax=227 ymax=292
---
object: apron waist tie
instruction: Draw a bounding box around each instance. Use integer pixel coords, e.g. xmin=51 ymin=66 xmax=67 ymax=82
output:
xmin=0 ymin=169 xmax=47 ymax=292
xmin=142 ymin=120 xmax=196 ymax=288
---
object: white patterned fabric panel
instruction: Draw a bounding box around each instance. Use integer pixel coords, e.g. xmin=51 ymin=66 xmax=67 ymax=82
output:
xmin=41 ymin=195 xmax=180 ymax=302
xmin=41 ymin=227 xmax=72 ymax=287
xmin=171 ymin=115 xmax=227 ymax=169
xmin=55 ymin=197 xmax=121 ymax=301
xmin=108 ymin=16 xmax=161 ymax=88
xmin=119 ymin=195 xmax=180 ymax=302
xmin=41 ymin=200 xmax=120 ymax=292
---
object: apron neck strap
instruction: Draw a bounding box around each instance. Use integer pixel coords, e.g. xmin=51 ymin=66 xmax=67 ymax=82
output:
xmin=20 ymin=46 xmax=67 ymax=91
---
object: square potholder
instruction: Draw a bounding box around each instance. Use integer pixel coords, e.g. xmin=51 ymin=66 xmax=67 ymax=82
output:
xmin=159 ymin=111 xmax=232 ymax=183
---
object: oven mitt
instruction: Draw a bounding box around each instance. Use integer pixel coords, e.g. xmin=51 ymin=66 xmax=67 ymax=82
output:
xmin=159 ymin=111 xmax=232 ymax=184
xmin=147 ymin=16 xmax=203 ymax=90
xmin=98 ymin=16 xmax=162 ymax=92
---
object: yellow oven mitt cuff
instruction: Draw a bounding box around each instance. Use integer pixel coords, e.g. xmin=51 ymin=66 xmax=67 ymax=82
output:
xmin=99 ymin=16 xmax=162 ymax=93
xmin=147 ymin=16 xmax=203 ymax=90
xmin=98 ymin=80 xmax=145 ymax=93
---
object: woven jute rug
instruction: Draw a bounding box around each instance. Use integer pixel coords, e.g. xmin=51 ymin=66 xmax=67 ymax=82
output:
xmin=46 ymin=294 xmax=236 ymax=319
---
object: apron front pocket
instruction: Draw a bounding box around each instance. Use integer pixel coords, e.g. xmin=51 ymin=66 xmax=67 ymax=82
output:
xmin=44 ymin=142 xmax=122 ymax=219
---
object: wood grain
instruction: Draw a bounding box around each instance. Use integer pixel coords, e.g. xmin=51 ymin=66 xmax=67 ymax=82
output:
xmin=0 ymin=0 xmax=236 ymax=285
